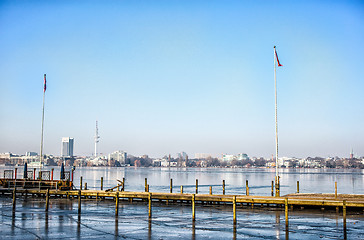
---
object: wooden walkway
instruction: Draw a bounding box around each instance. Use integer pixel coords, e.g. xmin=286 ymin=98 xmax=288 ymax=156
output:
xmin=2 ymin=188 xmax=364 ymax=209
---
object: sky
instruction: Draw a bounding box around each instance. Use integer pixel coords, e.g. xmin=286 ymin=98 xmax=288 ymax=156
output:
xmin=0 ymin=0 xmax=363 ymax=158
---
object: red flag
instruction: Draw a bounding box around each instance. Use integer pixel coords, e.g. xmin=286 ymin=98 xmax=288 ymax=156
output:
xmin=43 ymin=74 xmax=46 ymax=92
xmin=275 ymin=48 xmax=283 ymax=67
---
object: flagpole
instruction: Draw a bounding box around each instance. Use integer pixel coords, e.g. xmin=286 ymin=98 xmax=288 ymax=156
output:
xmin=274 ymin=46 xmax=279 ymax=197
xmin=40 ymin=74 xmax=46 ymax=173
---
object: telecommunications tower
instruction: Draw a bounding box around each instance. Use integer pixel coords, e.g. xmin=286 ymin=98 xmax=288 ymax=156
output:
xmin=94 ymin=121 xmax=100 ymax=157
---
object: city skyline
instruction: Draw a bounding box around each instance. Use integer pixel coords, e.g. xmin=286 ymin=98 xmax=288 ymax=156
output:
xmin=0 ymin=1 xmax=363 ymax=158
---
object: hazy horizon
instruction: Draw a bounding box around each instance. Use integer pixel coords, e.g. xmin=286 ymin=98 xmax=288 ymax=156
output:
xmin=1 ymin=1 xmax=363 ymax=159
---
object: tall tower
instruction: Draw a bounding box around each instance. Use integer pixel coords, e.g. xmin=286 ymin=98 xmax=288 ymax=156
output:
xmin=94 ymin=121 xmax=100 ymax=157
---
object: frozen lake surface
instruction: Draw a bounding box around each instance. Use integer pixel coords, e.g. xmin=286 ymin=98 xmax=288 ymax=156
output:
xmin=1 ymin=167 xmax=363 ymax=239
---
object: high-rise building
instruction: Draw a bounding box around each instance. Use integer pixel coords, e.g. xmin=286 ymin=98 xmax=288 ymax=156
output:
xmin=61 ymin=137 xmax=74 ymax=157
xmin=108 ymin=150 xmax=127 ymax=165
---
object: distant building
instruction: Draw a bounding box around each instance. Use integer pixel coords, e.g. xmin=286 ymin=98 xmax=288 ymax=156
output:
xmin=108 ymin=150 xmax=127 ymax=165
xmin=61 ymin=137 xmax=74 ymax=157
xmin=194 ymin=153 xmax=212 ymax=159
xmin=222 ymin=154 xmax=235 ymax=161
xmin=236 ymin=153 xmax=249 ymax=161
xmin=26 ymin=152 xmax=38 ymax=156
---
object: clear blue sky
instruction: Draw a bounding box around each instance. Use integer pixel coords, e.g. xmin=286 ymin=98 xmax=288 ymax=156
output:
xmin=1 ymin=0 xmax=363 ymax=158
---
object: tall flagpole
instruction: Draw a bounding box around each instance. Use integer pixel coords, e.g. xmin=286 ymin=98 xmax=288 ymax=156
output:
xmin=40 ymin=74 xmax=46 ymax=170
xmin=274 ymin=46 xmax=279 ymax=196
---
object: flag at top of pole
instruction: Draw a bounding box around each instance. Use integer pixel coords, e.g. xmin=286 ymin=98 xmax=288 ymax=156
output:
xmin=274 ymin=46 xmax=283 ymax=67
xmin=43 ymin=74 xmax=47 ymax=92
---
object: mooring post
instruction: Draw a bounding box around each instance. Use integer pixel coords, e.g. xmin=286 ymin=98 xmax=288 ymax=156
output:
xmin=145 ymin=178 xmax=148 ymax=192
xmin=297 ymin=181 xmax=299 ymax=193
xmin=285 ymin=198 xmax=289 ymax=228
xmin=80 ymin=177 xmax=83 ymax=190
xmin=192 ymin=194 xmax=196 ymax=221
xmin=51 ymin=168 xmax=54 ymax=181
xmin=15 ymin=168 xmax=17 ymax=180
xmin=209 ymin=186 xmax=212 ymax=195
xmin=78 ymin=190 xmax=81 ymax=214
xmin=335 ymin=181 xmax=338 ymax=198
xmin=84 ymin=183 xmax=87 ymax=190
xmin=12 ymin=188 xmax=16 ymax=212
xmin=180 ymin=186 xmax=183 ymax=194
xmin=170 ymin=179 xmax=173 ymax=193
xmin=196 ymin=179 xmax=198 ymax=194
xmin=233 ymin=196 xmax=237 ymax=224
xmin=33 ymin=168 xmax=36 ymax=180
xmin=101 ymin=177 xmax=103 ymax=190
xmin=45 ymin=189 xmax=50 ymax=212
xmin=147 ymin=184 xmax=149 ymax=192
xmin=246 ymin=180 xmax=249 ymax=196
xmin=343 ymin=200 xmax=346 ymax=230
xmin=271 ymin=181 xmax=274 ymax=196
xmin=223 ymin=180 xmax=225 ymax=195
xmin=115 ymin=192 xmax=119 ymax=216
xmin=148 ymin=193 xmax=152 ymax=218
xmin=278 ymin=176 xmax=280 ymax=197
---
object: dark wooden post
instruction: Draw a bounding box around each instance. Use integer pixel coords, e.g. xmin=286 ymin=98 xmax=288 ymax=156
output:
xmin=246 ymin=180 xmax=249 ymax=196
xmin=33 ymin=168 xmax=36 ymax=180
xmin=222 ymin=180 xmax=225 ymax=195
xmin=297 ymin=181 xmax=299 ymax=193
xmin=15 ymin=168 xmax=17 ymax=180
xmin=233 ymin=196 xmax=237 ymax=224
xmin=195 ymin=179 xmax=198 ymax=194
xmin=101 ymin=177 xmax=103 ymax=190
xmin=145 ymin=178 xmax=148 ymax=192
xmin=12 ymin=188 xmax=16 ymax=212
xmin=80 ymin=177 xmax=83 ymax=190
xmin=45 ymin=189 xmax=50 ymax=212
xmin=343 ymin=200 xmax=346 ymax=230
xmin=115 ymin=192 xmax=119 ymax=216
xmin=170 ymin=179 xmax=173 ymax=193
xmin=192 ymin=194 xmax=196 ymax=221
xmin=271 ymin=181 xmax=274 ymax=196
xmin=335 ymin=181 xmax=338 ymax=198
xmin=147 ymin=184 xmax=149 ymax=192
xmin=285 ymin=198 xmax=289 ymax=228
xmin=148 ymin=193 xmax=152 ymax=218
xmin=84 ymin=183 xmax=87 ymax=190
xmin=78 ymin=190 xmax=81 ymax=214
xmin=209 ymin=186 xmax=212 ymax=195
xmin=51 ymin=168 xmax=54 ymax=181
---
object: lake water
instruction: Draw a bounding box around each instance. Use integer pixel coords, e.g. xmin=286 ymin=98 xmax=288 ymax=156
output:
xmin=1 ymin=167 xmax=363 ymax=239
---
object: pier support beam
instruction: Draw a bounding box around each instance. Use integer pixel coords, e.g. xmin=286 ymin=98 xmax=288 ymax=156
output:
xmin=196 ymin=179 xmax=198 ymax=194
xmin=223 ymin=180 xmax=225 ymax=195
xmin=335 ymin=182 xmax=338 ymax=198
xmin=115 ymin=192 xmax=119 ymax=216
xmin=45 ymin=189 xmax=50 ymax=212
xmin=170 ymin=179 xmax=173 ymax=193
xmin=80 ymin=177 xmax=83 ymax=190
xmin=78 ymin=190 xmax=81 ymax=214
xmin=209 ymin=186 xmax=212 ymax=195
xmin=246 ymin=180 xmax=249 ymax=196
xmin=285 ymin=198 xmax=289 ymax=229
xmin=192 ymin=194 xmax=195 ymax=221
xmin=180 ymin=186 xmax=183 ymax=194
xmin=12 ymin=188 xmax=16 ymax=212
xmin=145 ymin=178 xmax=148 ymax=192
xmin=148 ymin=193 xmax=152 ymax=218
xmin=271 ymin=181 xmax=274 ymax=196
xmin=343 ymin=200 xmax=346 ymax=231
xmin=101 ymin=177 xmax=103 ymax=190
xmin=297 ymin=181 xmax=299 ymax=193
xmin=233 ymin=196 xmax=237 ymax=224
